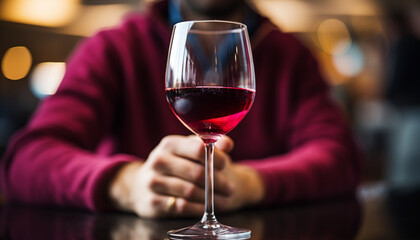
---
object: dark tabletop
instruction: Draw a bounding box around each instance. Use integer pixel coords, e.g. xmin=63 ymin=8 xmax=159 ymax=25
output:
xmin=1 ymin=182 xmax=419 ymax=240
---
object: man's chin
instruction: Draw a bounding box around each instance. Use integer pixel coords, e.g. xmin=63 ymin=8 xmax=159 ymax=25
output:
xmin=184 ymin=0 xmax=243 ymax=18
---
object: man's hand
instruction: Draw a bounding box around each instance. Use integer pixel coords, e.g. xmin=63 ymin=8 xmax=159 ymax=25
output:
xmin=108 ymin=135 xmax=264 ymax=218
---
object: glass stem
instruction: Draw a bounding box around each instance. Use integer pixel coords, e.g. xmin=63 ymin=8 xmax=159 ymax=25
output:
xmin=201 ymin=142 xmax=219 ymax=226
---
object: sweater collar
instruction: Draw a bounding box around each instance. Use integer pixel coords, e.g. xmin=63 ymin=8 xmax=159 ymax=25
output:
xmin=167 ymin=0 xmax=259 ymax=38
xmin=149 ymin=0 xmax=278 ymax=50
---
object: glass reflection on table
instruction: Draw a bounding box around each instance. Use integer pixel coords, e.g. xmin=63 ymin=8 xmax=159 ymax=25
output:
xmin=0 ymin=198 xmax=361 ymax=240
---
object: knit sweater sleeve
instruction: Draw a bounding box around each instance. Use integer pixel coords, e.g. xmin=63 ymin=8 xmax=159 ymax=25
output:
xmin=241 ymin=45 xmax=363 ymax=205
xmin=0 ymin=31 xmax=138 ymax=211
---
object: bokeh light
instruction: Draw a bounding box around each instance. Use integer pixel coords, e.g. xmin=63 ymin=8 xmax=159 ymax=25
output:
xmin=1 ymin=46 xmax=32 ymax=80
xmin=351 ymin=17 xmax=383 ymax=35
xmin=30 ymin=62 xmax=66 ymax=99
xmin=332 ymin=42 xmax=364 ymax=78
xmin=0 ymin=0 xmax=80 ymax=27
xmin=253 ymin=1 xmax=311 ymax=32
xmin=57 ymin=4 xmax=132 ymax=37
xmin=317 ymin=19 xmax=351 ymax=55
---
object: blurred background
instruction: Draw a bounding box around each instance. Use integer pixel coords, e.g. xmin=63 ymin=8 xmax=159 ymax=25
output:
xmin=1 ymin=0 xmax=419 ymax=187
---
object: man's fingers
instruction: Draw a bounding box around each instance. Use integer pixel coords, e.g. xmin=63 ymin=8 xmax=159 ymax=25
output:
xmin=162 ymin=135 xmax=205 ymax=161
xmin=213 ymin=149 xmax=230 ymax=170
xmin=214 ymin=170 xmax=234 ymax=196
xmin=151 ymin=153 xmax=233 ymax=197
xmin=150 ymin=195 xmax=204 ymax=218
xmin=156 ymin=135 xmax=229 ymax=170
xmin=149 ymin=175 xmax=205 ymax=203
xmin=150 ymin=153 xmax=206 ymax=187
xmin=216 ymin=135 xmax=234 ymax=153
xmin=172 ymin=197 xmax=204 ymax=217
xmin=214 ymin=194 xmax=231 ymax=212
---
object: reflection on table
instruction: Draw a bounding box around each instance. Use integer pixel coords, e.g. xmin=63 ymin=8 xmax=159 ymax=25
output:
xmin=1 ymin=183 xmax=419 ymax=239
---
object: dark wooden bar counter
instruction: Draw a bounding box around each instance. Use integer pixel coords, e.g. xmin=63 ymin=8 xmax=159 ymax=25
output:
xmin=1 ymin=182 xmax=419 ymax=239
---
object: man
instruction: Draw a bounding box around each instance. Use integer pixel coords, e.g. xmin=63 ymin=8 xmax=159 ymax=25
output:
xmin=0 ymin=0 xmax=363 ymax=218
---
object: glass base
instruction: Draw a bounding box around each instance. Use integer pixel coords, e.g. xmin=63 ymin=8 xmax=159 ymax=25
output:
xmin=167 ymin=221 xmax=251 ymax=240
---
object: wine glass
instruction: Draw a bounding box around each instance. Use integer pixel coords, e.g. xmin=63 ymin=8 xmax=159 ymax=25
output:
xmin=165 ymin=20 xmax=255 ymax=239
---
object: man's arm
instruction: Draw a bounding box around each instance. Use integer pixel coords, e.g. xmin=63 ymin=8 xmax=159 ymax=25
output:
xmin=240 ymin=47 xmax=363 ymax=205
xmin=0 ymin=31 xmax=138 ymax=210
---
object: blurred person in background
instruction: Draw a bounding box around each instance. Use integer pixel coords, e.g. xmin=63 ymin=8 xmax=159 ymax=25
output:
xmin=0 ymin=0 xmax=363 ymax=218
xmin=383 ymin=0 xmax=420 ymax=193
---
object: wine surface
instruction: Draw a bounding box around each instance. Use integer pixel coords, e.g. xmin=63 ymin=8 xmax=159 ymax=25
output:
xmin=166 ymin=86 xmax=255 ymax=140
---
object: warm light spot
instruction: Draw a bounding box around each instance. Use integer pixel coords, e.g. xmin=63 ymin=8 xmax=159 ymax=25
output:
xmin=252 ymin=1 xmax=312 ymax=32
xmin=251 ymin=0 xmax=379 ymax=33
xmin=56 ymin=4 xmax=132 ymax=37
xmin=1 ymin=46 xmax=32 ymax=80
xmin=315 ymin=1 xmax=379 ymax=16
xmin=351 ymin=17 xmax=383 ymax=35
xmin=0 ymin=0 xmax=80 ymax=27
xmin=30 ymin=62 xmax=66 ymax=99
xmin=318 ymin=19 xmax=351 ymax=55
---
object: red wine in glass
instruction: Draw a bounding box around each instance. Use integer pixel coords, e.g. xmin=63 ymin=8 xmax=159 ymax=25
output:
xmin=166 ymin=20 xmax=255 ymax=239
xmin=166 ymin=86 xmax=255 ymax=142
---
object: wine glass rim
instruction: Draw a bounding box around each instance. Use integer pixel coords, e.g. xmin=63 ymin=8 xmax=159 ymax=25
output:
xmin=174 ymin=20 xmax=248 ymax=34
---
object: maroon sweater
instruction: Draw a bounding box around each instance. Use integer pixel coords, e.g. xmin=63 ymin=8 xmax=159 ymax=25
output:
xmin=0 ymin=1 xmax=363 ymax=210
